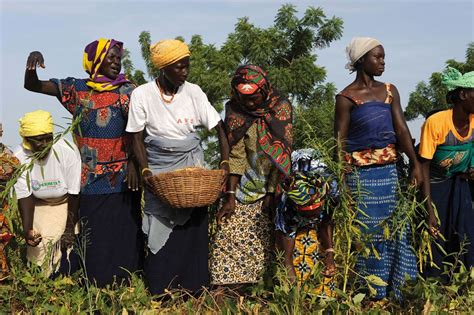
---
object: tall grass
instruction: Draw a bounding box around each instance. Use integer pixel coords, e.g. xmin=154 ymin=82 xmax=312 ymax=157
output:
xmin=1 ymin=119 xmax=473 ymax=313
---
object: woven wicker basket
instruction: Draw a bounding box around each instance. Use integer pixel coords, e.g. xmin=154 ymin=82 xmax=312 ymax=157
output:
xmin=148 ymin=167 xmax=226 ymax=208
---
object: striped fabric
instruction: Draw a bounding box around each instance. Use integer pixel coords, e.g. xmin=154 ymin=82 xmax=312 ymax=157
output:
xmin=347 ymin=163 xmax=417 ymax=300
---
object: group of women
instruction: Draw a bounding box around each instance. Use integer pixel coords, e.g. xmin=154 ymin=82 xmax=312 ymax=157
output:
xmin=0 ymin=35 xmax=471 ymax=302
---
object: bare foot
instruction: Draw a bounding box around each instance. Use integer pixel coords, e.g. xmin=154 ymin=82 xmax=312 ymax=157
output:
xmin=322 ymin=251 xmax=336 ymax=277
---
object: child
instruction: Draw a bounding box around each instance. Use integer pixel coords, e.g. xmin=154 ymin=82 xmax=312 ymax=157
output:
xmin=276 ymin=149 xmax=338 ymax=282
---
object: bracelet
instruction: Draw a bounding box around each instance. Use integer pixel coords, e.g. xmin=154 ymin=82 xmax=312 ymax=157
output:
xmin=325 ymin=248 xmax=335 ymax=253
xmin=141 ymin=167 xmax=152 ymax=176
xmin=219 ymin=160 xmax=229 ymax=166
xmin=225 ymin=190 xmax=236 ymax=194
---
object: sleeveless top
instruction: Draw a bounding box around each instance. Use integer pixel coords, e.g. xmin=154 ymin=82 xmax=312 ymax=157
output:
xmin=338 ymin=83 xmax=398 ymax=166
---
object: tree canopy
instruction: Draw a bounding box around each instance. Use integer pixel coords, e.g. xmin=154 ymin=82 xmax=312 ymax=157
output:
xmin=404 ymin=42 xmax=474 ymax=120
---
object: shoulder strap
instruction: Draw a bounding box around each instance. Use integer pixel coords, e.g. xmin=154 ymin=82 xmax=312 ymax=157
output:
xmin=384 ymin=83 xmax=393 ymax=104
xmin=337 ymin=91 xmax=364 ymax=105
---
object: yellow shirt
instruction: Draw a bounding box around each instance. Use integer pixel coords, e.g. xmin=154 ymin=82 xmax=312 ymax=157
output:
xmin=419 ymin=109 xmax=474 ymax=160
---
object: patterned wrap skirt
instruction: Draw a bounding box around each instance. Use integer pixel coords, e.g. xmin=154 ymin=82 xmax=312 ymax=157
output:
xmin=210 ymin=200 xmax=274 ymax=285
xmin=346 ymin=163 xmax=417 ymax=300
xmin=293 ymin=228 xmax=336 ymax=296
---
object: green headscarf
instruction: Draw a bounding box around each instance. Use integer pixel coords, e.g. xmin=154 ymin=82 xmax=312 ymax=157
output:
xmin=442 ymin=67 xmax=474 ymax=91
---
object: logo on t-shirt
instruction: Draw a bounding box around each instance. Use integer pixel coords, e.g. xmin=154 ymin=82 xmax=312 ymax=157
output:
xmin=31 ymin=180 xmax=41 ymax=191
xmin=176 ymin=118 xmax=195 ymax=125
xmin=31 ymin=179 xmax=62 ymax=191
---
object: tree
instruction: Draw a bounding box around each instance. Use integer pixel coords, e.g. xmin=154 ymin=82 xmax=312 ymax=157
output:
xmin=124 ymin=4 xmax=344 ymax=163
xmin=122 ymin=48 xmax=147 ymax=86
xmin=404 ymin=42 xmax=474 ymax=120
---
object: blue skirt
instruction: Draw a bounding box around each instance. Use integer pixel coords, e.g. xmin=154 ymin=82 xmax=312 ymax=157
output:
xmin=347 ymin=163 xmax=417 ymax=300
xmin=424 ymin=176 xmax=474 ymax=279
xmin=78 ymin=192 xmax=144 ymax=287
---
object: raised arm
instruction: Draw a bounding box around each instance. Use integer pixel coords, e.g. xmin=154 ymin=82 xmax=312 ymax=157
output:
xmin=390 ymin=85 xmax=423 ymax=185
xmin=24 ymin=51 xmax=60 ymax=97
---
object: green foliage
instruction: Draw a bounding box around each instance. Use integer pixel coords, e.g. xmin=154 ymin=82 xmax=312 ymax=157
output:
xmin=404 ymin=42 xmax=474 ymax=120
xmin=122 ymin=49 xmax=147 ymax=86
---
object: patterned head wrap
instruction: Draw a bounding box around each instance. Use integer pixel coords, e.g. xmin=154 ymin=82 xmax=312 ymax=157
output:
xmin=83 ymin=38 xmax=130 ymax=92
xmin=19 ymin=110 xmax=53 ymax=150
xmin=286 ymin=149 xmax=339 ymax=213
xmin=231 ymin=65 xmax=270 ymax=95
xmin=442 ymin=66 xmax=474 ymax=91
xmin=345 ymin=37 xmax=382 ymax=72
xmin=225 ymin=65 xmax=293 ymax=176
xmin=150 ymin=39 xmax=190 ymax=69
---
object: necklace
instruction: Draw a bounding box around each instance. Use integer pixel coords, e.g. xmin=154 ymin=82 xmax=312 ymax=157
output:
xmin=156 ymin=80 xmax=176 ymax=104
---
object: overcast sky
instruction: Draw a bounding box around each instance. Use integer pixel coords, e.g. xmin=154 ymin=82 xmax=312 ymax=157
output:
xmin=1 ymin=0 xmax=473 ymax=146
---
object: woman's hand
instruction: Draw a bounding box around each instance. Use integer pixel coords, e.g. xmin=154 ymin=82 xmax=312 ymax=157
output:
xmin=468 ymin=168 xmax=474 ymax=181
xmin=219 ymin=161 xmax=230 ymax=175
xmin=26 ymin=51 xmax=45 ymax=70
xmin=127 ymin=160 xmax=140 ymax=191
xmin=217 ymin=195 xmax=236 ymax=224
xmin=428 ymin=213 xmax=440 ymax=238
xmin=410 ymin=163 xmax=424 ymax=187
xmin=25 ymin=229 xmax=42 ymax=247
xmin=142 ymin=169 xmax=153 ymax=190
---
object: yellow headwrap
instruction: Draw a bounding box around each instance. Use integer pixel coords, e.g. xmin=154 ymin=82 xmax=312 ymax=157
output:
xmin=19 ymin=110 xmax=54 ymax=150
xmin=150 ymin=39 xmax=190 ymax=69
xmin=82 ymin=38 xmax=129 ymax=92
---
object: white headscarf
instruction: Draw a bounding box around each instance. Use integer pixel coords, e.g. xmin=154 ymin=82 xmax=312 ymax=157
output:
xmin=345 ymin=37 xmax=382 ymax=72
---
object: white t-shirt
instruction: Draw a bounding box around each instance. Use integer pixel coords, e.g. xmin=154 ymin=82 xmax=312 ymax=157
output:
xmin=14 ymin=139 xmax=81 ymax=200
xmin=126 ymin=81 xmax=222 ymax=139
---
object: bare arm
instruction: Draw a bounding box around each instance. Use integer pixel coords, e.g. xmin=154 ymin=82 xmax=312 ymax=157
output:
xmin=420 ymin=158 xmax=439 ymax=236
xmin=214 ymin=120 xmax=230 ymax=172
xmin=390 ymin=85 xmax=423 ymax=185
xmin=18 ymin=195 xmax=42 ymax=246
xmin=24 ymin=51 xmax=60 ymax=97
xmin=334 ymin=95 xmax=352 ymax=162
xmin=216 ymin=174 xmax=241 ymax=224
xmin=61 ymin=193 xmax=79 ymax=248
xmin=130 ymin=130 xmax=151 ymax=187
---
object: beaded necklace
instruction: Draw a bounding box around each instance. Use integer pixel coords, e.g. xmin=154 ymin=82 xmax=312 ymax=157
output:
xmin=156 ymin=79 xmax=176 ymax=104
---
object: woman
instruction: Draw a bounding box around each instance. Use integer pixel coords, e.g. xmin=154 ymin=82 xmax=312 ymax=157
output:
xmin=24 ymin=39 xmax=143 ymax=286
xmin=126 ymin=39 xmax=229 ymax=295
xmin=0 ymin=123 xmax=19 ymax=280
xmin=13 ymin=110 xmax=80 ymax=276
xmin=275 ymin=149 xmax=337 ymax=289
xmin=209 ymin=65 xmax=293 ymax=291
xmin=334 ymin=37 xmax=423 ymax=300
xmin=419 ymin=67 xmax=474 ymax=279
